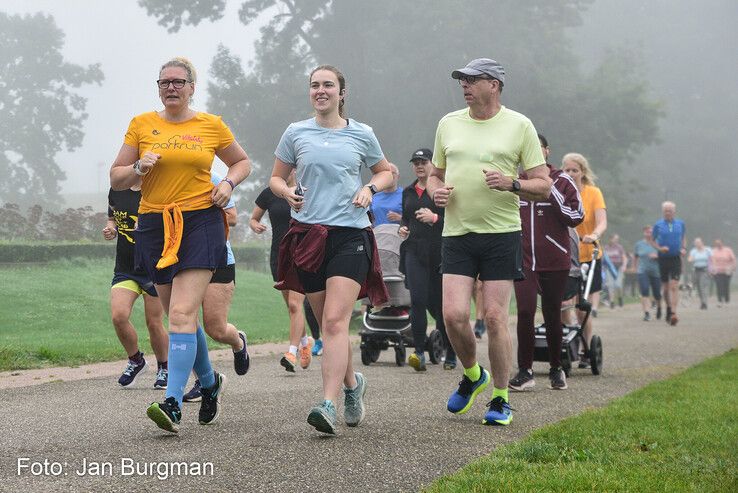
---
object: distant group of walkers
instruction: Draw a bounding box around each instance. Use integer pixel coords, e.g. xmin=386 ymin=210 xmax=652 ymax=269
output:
xmin=103 ymin=54 xmax=733 ymax=438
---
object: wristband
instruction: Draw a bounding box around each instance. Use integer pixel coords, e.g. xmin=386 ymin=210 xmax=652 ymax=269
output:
xmin=132 ymin=160 xmax=148 ymax=176
xmin=221 ymin=178 xmax=236 ymax=190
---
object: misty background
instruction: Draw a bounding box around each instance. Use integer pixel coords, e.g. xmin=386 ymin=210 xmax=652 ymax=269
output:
xmin=1 ymin=0 xmax=736 ymax=249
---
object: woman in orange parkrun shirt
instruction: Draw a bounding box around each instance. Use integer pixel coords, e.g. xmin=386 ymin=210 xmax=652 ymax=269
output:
xmin=561 ymin=152 xmax=607 ymax=369
xmin=110 ymin=57 xmax=252 ymax=434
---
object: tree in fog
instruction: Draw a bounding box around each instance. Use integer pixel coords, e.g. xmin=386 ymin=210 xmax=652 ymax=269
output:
xmin=0 ymin=12 xmax=103 ymax=208
xmin=141 ymin=0 xmax=662 ymax=214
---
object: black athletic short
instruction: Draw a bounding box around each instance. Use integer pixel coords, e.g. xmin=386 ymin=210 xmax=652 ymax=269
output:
xmin=658 ymin=256 xmax=682 ymax=282
xmin=581 ymin=260 xmax=602 ymax=294
xmin=297 ymin=228 xmax=371 ymax=293
xmin=211 ymin=263 xmax=236 ymax=284
xmin=441 ymin=231 xmax=523 ymax=281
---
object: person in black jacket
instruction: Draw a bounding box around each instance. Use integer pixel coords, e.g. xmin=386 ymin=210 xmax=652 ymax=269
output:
xmin=399 ymin=148 xmax=456 ymax=371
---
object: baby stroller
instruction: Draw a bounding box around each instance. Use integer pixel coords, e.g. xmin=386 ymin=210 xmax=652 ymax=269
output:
xmin=359 ymin=224 xmax=445 ymax=366
xmin=532 ymin=233 xmax=603 ymax=376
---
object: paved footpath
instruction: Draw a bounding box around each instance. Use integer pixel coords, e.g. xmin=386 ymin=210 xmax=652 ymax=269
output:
xmin=2 ymin=301 xmax=737 ymax=492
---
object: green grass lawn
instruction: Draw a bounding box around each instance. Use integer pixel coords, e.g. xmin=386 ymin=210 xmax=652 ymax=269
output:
xmin=425 ymin=349 xmax=738 ymax=493
xmin=0 ymin=258 xmax=295 ymax=371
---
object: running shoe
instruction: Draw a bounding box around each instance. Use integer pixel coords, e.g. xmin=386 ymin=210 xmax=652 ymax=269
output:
xmin=233 ymin=330 xmax=250 ymax=375
xmin=578 ymin=356 xmax=591 ymax=369
xmin=408 ymin=352 xmax=427 ymax=372
xmin=473 ymin=319 xmax=486 ymax=339
xmin=482 ymin=396 xmax=513 ymax=426
xmin=183 ymin=379 xmax=202 ymax=402
xmin=508 ymin=368 xmax=535 ymax=391
xmin=643 ymin=311 xmax=651 ymax=322
xmin=670 ymin=313 xmax=679 ymax=326
xmin=118 ymin=357 xmax=146 ymax=387
xmin=153 ymin=367 xmax=168 ymax=389
xmin=548 ymin=367 xmax=568 ymax=390
xmin=280 ymin=352 xmax=297 ymax=373
xmin=447 ymin=367 xmax=490 ymax=414
xmin=656 ymin=305 xmax=662 ymax=319
xmin=592 ymin=309 xmax=598 ymax=318
xmin=146 ymin=397 xmax=181 ymax=433
xmin=665 ymin=306 xmax=672 ymax=324
xmin=343 ymin=372 xmax=367 ymax=427
xmin=443 ymin=354 xmax=457 ymax=370
xmin=199 ymin=371 xmax=226 ymax=425
xmin=307 ymin=400 xmax=338 ymax=435
xmin=299 ymin=339 xmax=313 ymax=369
xmin=312 ymin=338 xmax=324 ymax=356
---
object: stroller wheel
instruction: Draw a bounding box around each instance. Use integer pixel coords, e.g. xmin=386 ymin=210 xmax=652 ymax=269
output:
xmin=394 ymin=345 xmax=406 ymax=367
xmin=361 ymin=347 xmax=372 ymax=366
xmin=590 ymin=335 xmax=603 ymax=375
xmin=427 ymin=329 xmax=444 ymax=364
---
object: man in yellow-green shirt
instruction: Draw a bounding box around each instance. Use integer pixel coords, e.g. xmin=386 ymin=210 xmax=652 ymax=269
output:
xmin=428 ymin=58 xmax=552 ymax=426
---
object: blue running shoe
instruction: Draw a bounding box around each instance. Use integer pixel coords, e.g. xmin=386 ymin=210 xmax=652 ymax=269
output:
xmin=482 ymin=396 xmax=513 ymax=426
xmin=233 ymin=330 xmax=250 ymax=375
xmin=118 ymin=357 xmax=146 ymax=387
xmin=447 ymin=367 xmax=490 ymax=414
xmin=146 ymin=397 xmax=181 ymax=433
xmin=312 ymin=338 xmax=324 ymax=356
xmin=307 ymin=400 xmax=337 ymax=435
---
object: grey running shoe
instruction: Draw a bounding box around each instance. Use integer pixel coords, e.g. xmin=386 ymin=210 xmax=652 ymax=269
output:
xmin=146 ymin=397 xmax=181 ymax=433
xmin=549 ymin=367 xmax=568 ymax=390
xmin=508 ymin=368 xmax=535 ymax=391
xmin=307 ymin=400 xmax=338 ymax=435
xmin=199 ymin=372 xmax=226 ymax=425
xmin=343 ymin=372 xmax=367 ymax=427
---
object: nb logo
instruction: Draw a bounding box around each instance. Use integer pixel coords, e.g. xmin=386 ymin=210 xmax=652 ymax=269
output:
xmin=152 ymin=129 xmax=160 ymax=135
xmin=357 ymin=245 xmax=364 ymax=252
xmin=171 ymin=343 xmax=187 ymax=351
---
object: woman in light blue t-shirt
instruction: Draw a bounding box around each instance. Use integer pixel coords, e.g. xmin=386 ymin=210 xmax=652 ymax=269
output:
xmin=688 ymin=237 xmax=712 ymax=309
xmin=270 ymin=65 xmax=393 ymax=435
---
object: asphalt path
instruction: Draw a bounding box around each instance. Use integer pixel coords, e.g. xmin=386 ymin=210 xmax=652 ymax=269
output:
xmin=2 ymin=299 xmax=737 ymax=492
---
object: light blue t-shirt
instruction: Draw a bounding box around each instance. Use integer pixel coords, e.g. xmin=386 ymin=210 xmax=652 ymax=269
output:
xmin=371 ymin=188 xmax=403 ymax=226
xmin=689 ymin=247 xmax=712 ymax=269
xmin=211 ymin=172 xmax=235 ymax=266
xmin=634 ymin=239 xmax=659 ymax=276
xmin=275 ymin=118 xmax=384 ymax=228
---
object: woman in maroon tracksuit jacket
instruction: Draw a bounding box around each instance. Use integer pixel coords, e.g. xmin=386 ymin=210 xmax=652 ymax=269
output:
xmin=509 ymin=135 xmax=584 ymax=391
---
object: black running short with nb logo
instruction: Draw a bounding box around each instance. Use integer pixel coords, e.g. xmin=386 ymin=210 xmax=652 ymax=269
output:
xmin=297 ymin=227 xmax=371 ymax=293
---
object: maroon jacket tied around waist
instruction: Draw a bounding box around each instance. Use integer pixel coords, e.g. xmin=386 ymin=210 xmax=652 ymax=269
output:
xmin=274 ymin=220 xmax=389 ymax=306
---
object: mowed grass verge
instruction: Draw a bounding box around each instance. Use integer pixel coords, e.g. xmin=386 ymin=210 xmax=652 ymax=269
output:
xmin=425 ymin=349 xmax=738 ymax=493
xmin=0 ymin=258 xmax=292 ymax=371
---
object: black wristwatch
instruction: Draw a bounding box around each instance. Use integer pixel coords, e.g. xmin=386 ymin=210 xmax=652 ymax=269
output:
xmin=365 ymin=184 xmax=378 ymax=195
xmin=511 ymin=179 xmax=521 ymax=192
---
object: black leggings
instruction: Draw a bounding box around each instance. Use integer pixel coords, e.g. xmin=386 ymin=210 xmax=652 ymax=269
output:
xmin=304 ymin=298 xmax=320 ymax=340
xmin=715 ymin=273 xmax=732 ymax=303
xmin=514 ymin=268 xmax=569 ymax=369
xmin=405 ymin=251 xmax=454 ymax=359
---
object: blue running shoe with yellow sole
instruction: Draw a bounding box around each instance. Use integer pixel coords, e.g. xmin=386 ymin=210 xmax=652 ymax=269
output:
xmin=482 ymin=396 xmax=513 ymax=426
xmin=447 ymin=368 xmax=490 ymax=414
xmin=146 ymin=397 xmax=181 ymax=433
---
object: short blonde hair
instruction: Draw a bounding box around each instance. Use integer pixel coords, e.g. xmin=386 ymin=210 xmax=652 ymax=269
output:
xmin=562 ymin=152 xmax=597 ymax=186
xmin=160 ymin=56 xmax=197 ymax=83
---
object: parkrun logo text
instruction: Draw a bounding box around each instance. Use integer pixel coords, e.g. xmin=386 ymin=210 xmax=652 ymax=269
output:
xmin=151 ymin=135 xmax=203 ymax=151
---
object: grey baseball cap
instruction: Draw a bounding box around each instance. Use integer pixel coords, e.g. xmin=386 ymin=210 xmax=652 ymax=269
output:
xmin=451 ymin=58 xmax=505 ymax=85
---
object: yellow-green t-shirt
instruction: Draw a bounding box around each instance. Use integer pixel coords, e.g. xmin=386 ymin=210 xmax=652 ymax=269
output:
xmin=432 ymin=106 xmax=544 ymax=236
xmin=124 ymin=111 xmax=235 ymax=212
xmin=576 ymin=184 xmax=606 ymax=262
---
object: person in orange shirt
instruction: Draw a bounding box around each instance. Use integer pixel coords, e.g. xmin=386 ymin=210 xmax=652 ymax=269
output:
xmin=562 ymin=152 xmax=607 ymax=369
xmin=110 ymin=57 xmax=252 ymax=434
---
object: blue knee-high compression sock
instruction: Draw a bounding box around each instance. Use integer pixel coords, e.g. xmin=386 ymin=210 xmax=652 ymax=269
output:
xmin=193 ymin=325 xmax=215 ymax=389
xmin=166 ymin=332 xmax=198 ymax=405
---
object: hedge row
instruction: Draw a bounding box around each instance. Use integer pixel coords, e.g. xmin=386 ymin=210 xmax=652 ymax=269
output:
xmin=0 ymin=242 xmax=269 ymax=266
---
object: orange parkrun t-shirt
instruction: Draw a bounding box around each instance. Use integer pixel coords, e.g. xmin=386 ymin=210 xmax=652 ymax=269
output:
xmin=124 ymin=111 xmax=235 ymax=213
xmin=576 ymin=184 xmax=606 ymax=262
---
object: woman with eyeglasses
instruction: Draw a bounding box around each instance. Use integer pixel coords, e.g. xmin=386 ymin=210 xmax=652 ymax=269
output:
xmin=110 ymin=56 xmax=252 ymax=433
xmin=270 ymin=64 xmax=393 ymax=435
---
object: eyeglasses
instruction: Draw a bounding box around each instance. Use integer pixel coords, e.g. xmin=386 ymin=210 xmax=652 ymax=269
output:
xmin=156 ymin=79 xmax=190 ymax=89
xmin=457 ymin=75 xmax=494 ymax=85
